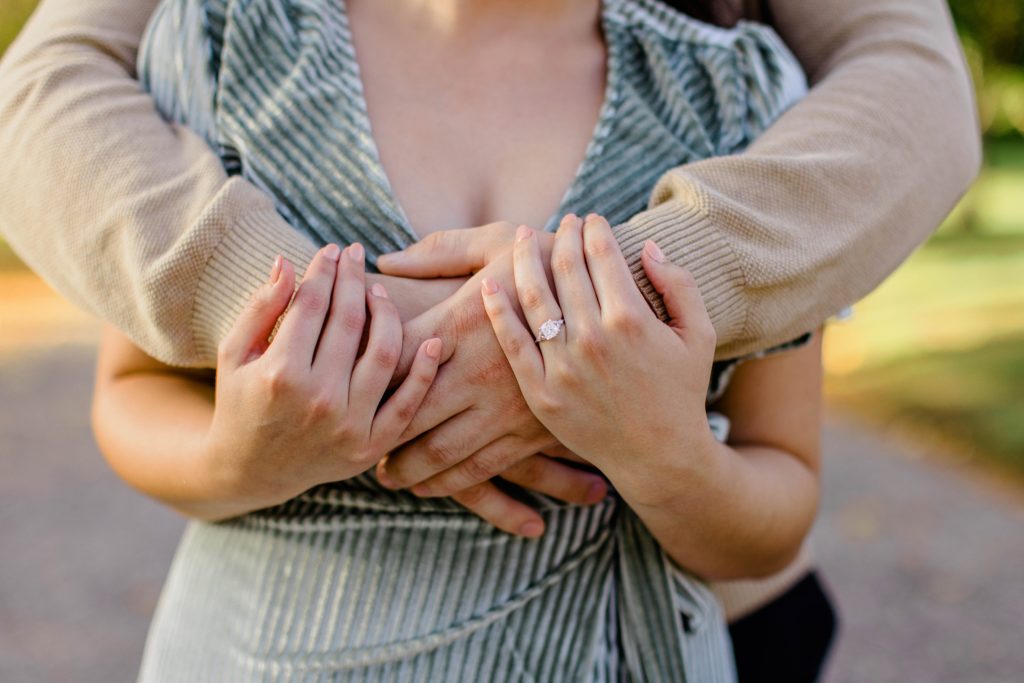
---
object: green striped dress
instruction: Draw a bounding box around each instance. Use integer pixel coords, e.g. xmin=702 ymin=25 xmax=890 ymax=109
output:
xmin=136 ymin=0 xmax=806 ymax=680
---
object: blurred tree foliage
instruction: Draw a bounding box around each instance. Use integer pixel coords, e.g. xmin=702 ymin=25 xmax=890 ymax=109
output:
xmin=949 ymin=0 xmax=1024 ymax=139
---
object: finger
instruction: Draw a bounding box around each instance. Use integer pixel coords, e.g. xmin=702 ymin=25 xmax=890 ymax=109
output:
xmin=501 ymin=456 xmax=608 ymax=506
xmin=581 ymin=214 xmax=648 ymax=314
xmin=407 ymin=435 xmax=530 ymax=498
xmin=218 ymin=256 xmax=296 ymax=367
xmin=451 ymin=481 xmax=546 ymax=538
xmin=640 ymin=240 xmax=716 ymax=344
xmin=377 ymin=407 xmax=494 ymax=489
xmin=512 ymin=225 xmax=565 ymax=356
xmin=550 ymin=214 xmax=599 ymax=335
xmin=480 ymin=278 xmax=544 ymax=392
xmin=268 ymin=244 xmax=342 ymax=366
xmin=376 ymin=225 xmax=514 ymax=278
xmin=370 ymin=338 xmax=443 ymax=449
xmin=312 ymin=243 xmax=367 ymax=383
xmin=348 ymin=282 xmax=404 ymax=422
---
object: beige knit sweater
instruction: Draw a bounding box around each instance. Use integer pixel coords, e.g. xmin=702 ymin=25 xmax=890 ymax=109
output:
xmin=0 ymin=0 xmax=978 ymax=370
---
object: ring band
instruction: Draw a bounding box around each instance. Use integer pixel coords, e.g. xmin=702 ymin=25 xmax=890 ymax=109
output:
xmin=535 ymin=318 xmax=565 ymax=343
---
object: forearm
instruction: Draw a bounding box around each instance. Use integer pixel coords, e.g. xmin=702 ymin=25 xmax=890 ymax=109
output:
xmin=90 ymin=368 xmax=259 ymax=521
xmin=616 ymin=0 xmax=980 ymax=358
xmin=609 ymin=439 xmax=819 ymax=581
xmin=0 ymin=0 xmax=318 ymax=367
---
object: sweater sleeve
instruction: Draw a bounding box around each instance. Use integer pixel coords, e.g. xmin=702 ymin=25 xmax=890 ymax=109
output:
xmin=0 ymin=0 xmax=318 ymax=368
xmin=615 ymin=0 xmax=981 ymax=359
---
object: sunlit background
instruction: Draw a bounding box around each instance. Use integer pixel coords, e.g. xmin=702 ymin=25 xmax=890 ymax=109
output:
xmin=1 ymin=2 xmax=1022 ymax=682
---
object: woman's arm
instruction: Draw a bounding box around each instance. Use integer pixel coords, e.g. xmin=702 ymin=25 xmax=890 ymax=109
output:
xmin=481 ymin=215 xmax=821 ymax=579
xmin=92 ymin=245 xmax=445 ymax=520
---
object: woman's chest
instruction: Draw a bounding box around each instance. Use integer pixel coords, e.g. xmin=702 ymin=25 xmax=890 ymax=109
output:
xmin=349 ymin=22 xmax=608 ymax=235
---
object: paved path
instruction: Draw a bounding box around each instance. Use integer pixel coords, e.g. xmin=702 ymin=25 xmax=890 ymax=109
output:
xmin=1 ymin=344 xmax=1022 ymax=682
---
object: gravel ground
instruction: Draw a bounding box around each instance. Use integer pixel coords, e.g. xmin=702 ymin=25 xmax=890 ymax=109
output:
xmin=1 ymin=345 xmax=1022 ymax=682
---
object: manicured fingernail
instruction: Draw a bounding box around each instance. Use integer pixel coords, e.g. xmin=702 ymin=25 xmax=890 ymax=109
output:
xmin=425 ymin=338 xmax=442 ymax=359
xmin=371 ymin=283 xmax=388 ymax=298
xmin=411 ymin=483 xmax=432 ymax=497
xmin=378 ymin=250 xmax=401 ymax=264
xmin=519 ymin=521 xmax=544 ymax=538
xmin=562 ymin=213 xmax=578 ymax=225
xmin=348 ymin=242 xmax=365 ymax=262
xmin=481 ymin=278 xmax=499 ymax=295
xmin=269 ymin=255 xmax=283 ymax=283
xmin=644 ymin=240 xmax=666 ymax=263
xmin=515 ymin=225 xmax=533 ymax=242
xmin=584 ymin=213 xmax=599 ymax=223
xmin=586 ymin=481 xmax=608 ymax=504
xmin=323 ymin=244 xmax=341 ymax=262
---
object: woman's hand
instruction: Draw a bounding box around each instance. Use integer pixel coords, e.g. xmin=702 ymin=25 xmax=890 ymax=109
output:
xmin=479 ymin=214 xmax=719 ymax=495
xmin=204 ymin=243 xmax=443 ymax=512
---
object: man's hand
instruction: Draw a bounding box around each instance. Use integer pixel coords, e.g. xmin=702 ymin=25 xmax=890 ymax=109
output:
xmin=376 ymin=225 xmax=577 ymax=501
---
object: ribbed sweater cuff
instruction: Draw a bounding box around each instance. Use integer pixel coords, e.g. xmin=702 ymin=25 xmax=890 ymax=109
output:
xmin=614 ymin=201 xmax=748 ymax=343
xmin=191 ymin=208 xmax=318 ymax=365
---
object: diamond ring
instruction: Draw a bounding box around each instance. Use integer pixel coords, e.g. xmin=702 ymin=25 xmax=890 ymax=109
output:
xmin=535 ymin=318 xmax=565 ymax=343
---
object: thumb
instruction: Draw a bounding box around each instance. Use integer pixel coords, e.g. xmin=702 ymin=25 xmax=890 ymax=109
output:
xmin=376 ymin=226 xmax=508 ymax=278
xmin=218 ymin=257 xmax=296 ymax=367
xmin=640 ymin=241 xmax=715 ymax=344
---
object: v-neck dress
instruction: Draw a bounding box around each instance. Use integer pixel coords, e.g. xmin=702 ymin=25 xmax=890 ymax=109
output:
xmin=136 ymin=1 xmax=806 ymax=680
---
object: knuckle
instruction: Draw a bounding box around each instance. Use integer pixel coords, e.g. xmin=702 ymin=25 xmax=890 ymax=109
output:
xmin=519 ymin=286 xmax=546 ymax=311
xmin=551 ymin=363 xmax=580 ymax=389
xmin=422 ymin=440 xmax=456 ymax=469
xmin=306 ymin=391 xmax=334 ymax=421
xmin=551 ymin=254 xmax=576 ymax=277
xmin=508 ymin=457 xmax=543 ymax=486
xmin=606 ymin=309 xmax=644 ymax=334
xmin=261 ymin=366 xmax=294 ymax=395
xmin=340 ymin=308 xmax=365 ymax=333
xmin=573 ymin=328 xmax=606 ymax=359
xmin=535 ymin=391 xmax=564 ymax=417
xmin=295 ymin=289 xmax=329 ymax=316
xmin=462 ymin=454 xmax=499 ymax=485
xmin=585 ymin=236 xmax=617 ymax=258
xmin=371 ymin=341 xmax=401 ymax=369
xmin=454 ymin=483 xmax=489 ymax=508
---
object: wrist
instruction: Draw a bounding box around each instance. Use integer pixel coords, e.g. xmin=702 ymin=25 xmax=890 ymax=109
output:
xmin=611 ymin=424 xmax=721 ymax=509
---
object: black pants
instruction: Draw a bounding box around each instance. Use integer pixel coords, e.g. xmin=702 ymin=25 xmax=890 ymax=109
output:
xmin=728 ymin=571 xmax=839 ymax=683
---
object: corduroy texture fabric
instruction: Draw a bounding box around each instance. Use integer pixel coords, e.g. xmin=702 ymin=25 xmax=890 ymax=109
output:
xmin=131 ymin=0 xmax=804 ymax=679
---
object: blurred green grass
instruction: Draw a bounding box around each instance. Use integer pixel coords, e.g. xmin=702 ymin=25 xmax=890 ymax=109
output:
xmin=824 ymin=140 xmax=1024 ymax=474
xmin=0 ymin=0 xmax=37 ymax=56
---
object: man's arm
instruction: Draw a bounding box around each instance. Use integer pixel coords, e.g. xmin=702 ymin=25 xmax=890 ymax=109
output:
xmin=0 ymin=0 xmax=318 ymax=367
xmin=616 ymin=0 xmax=982 ymax=358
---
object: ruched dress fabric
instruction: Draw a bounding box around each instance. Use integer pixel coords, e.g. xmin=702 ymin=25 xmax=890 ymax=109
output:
xmin=135 ymin=0 xmax=806 ymax=680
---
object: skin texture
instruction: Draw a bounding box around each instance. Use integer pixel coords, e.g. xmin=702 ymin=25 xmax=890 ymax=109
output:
xmin=92 ymin=245 xmax=608 ymax=532
xmin=478 ymin=215 xmax=823 ymax=579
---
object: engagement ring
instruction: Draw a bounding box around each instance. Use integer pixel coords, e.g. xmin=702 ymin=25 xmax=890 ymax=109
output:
xmin=535 ymin=318 xmax=565 ymax=342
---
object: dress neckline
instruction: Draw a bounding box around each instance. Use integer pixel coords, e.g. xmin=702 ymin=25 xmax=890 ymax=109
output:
xmin=331 ymin=0 xmax=624 ymax=239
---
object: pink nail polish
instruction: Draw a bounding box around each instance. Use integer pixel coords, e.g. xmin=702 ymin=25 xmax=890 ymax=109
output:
xmin=349 ymin=243 xmax=365 ymax=262
xmin=411 ymin=484 xmax=432 ymax=497
xmin=269 ymin=255 xmax=283 ymax=283
xmin=644 ymin=240 xmax=666 ymax=263
xmin=323 ymin=244 xmax=342 ymax=262
xmin=425 ymin=338 xmax=442 ymax=359
xmin=519 ymin=521 xmax=544 ymax=538
xmin=371 ymin=283 xmax=388 ymax=298
xmin=481 ymin=278 xmax=499 ymax=295
xmin=515 ymin=225 xmax=533 ymax=242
